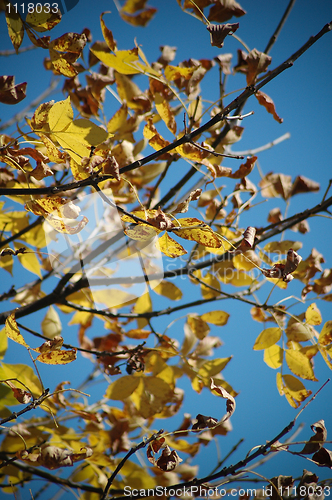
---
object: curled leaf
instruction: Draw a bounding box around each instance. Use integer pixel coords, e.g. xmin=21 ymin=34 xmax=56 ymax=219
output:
xmin=0 ymin=76 xmax=27 ymax=105
xmin=210 ymin=378 xmax=236 ymax=423
xmin=192 ymin=414 xmax=219 ymax=432
xmin=300 ymin=420 xmax=327 ymax=455
xmin=147 ymin=438 xmax=182 ymax=472
xmin=207 ymin=23 xmax=239 ymax=48
xmin=255 ymin=91 xmax=283 ymax=123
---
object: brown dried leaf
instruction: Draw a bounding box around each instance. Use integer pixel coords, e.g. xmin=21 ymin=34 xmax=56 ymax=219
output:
xmin=0 ymin=76 xmax=27 ymax=105
xmin=259 ymin=172 xmax=293 ymax=200
xmin=214 ymin=53 xmax=233 ymax=74
xmin=291 ymin=176 xmax=320 ymax=197
xmin=103 ymin=156 xmax=120 ymax=180
xmin=206 ymin=0 xmax=246 ymax=23
xmin=192 ymin=414 xmax=219 ymax=432
xmin=230 ymin=156 xmax=257 ymax=178
xmin=147 ymin=207 xmax=174 ymax=230
xmin=300 ymin=420 xmax=327 ymax=455
xmin=5 ymin=381 xmax=32 ymax=404
xmin=156 ymin=446 xmax=183 ymax=471
xmin=207 ymin=23 xmax=239 ymax=48
xmin=255 ymin=91 xmax=283 ymax=123
xmin=312 ymin=447 xmax=332 ymax=468
xmin=239 ymin=226 xmax=256 ymax=250
xmin=172 ymin=189 xmax=202 ymax=214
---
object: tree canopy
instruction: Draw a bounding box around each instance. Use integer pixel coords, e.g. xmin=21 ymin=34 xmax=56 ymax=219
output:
xmin=0 ymin=1 xmax=332 ymax=499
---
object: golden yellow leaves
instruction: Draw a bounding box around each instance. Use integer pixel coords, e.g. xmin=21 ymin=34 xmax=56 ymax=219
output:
xmin=5 ymin=312 xmax=76 ymax=365
xmin=253 ymin=302 xmax=332 ymax=407
xmin=122 ymin=209 xmax=224 ymax=257
xmin=106 ymin=374 xmax=174 ymax=419
xmin=46 ymin=97 xmax=108 ymax=163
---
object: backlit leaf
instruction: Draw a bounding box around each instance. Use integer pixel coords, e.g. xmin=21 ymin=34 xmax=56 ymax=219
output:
xmin=285 ymin=349 xmax=317 ymax=380
xmin=264 ymin=344 xmax=283 ymax=369
xmin=255 ymin=91 xmax=283 ymax=123
xmin=14 ymin=243 xmax=42 ymax=278
xmin=318 ymin=321 xmax=332 ymax=346
xmin=187 ymin=314 xmax=210 ymax=340
xmin=155 ymin=232 xmax=187 ymax=258
xmin=5 ymin=313 xmax=30 ymax=349
xmin=47 ymin=97 xmax=108 ymax=162
xmin=25 ymin=7 xmax=61 ymax=32
xmin=280 ymin=374 xmax=312 ymax=408
xmin=253 ymin=327 xmax=282 ymax=351
xmin=174 ymin=218 xmax=221 ymax=248
xmin=305 ymin=303 xmax=322 ymax=326
xmin=36 ymin=349 xmax=77 ymax=364
xmin=105 ymin=375 xmax=140 ymax=399
xmin=153 ymin=281 xmax=182 ymax=301
xmin=201 ymin=310 xmax=229 ymax=326
xmin=5 ymin=6 xmax=24 ymax=52
xmin=41 ymin=306 xmax=62 ymax=339
xmin=155 ymin=92 xmax=177 ymax=134
xmin=90 ymin=47 xmax=141 ymax=74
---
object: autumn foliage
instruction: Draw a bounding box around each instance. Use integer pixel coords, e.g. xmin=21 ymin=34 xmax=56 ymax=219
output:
xmin=0 ymin=1 xmax=332 ymax=499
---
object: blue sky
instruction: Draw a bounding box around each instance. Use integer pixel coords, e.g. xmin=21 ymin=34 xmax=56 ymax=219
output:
xmin=1 ymin=0 xmax=332 ymax=496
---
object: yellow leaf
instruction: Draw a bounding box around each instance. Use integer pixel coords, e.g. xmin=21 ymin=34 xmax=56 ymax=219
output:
xmin=281 ymin=374 xmax=312 ymax=408
xmin=201 ymin=311 xmax=229 ymax=326
xmin=47 ymin=97 xmax=108 ymax=162
xmin=164 ymin=65 xmax=196 ymax=81
xmin=25 ymin=8 xmax=61 ymax=32
xmin=124 ymin=225 xmax=159 ymax=241
xmin=105 ymin=375 xmax=140 ymax=400
xmin=5 ymin=313 xmax=30 ymax=349
xmin=155 ymin=92 xmax=177 ymax=134
xmin=90 ymin=47 xmax=140 ymax=74
xmin=253 ymin=327 xmax=282 ymax=350
xmin=305 ymin=303 xmax=322 ymax=326
xmin=41 ymin=306 xmax=62 ymax=339
xmin=264 ymin=344 xmax=283 ymax=369
xmin=318 ymin=321 xmax=332 ymax=346
xmin=155 ymin=232 xmax=187 ymax=258
xmin=198 ymin=358 xmax=232 ymax=378
xmin=36 ymin=349 xmax=77 ymax=365
xmin=48 ymin=96 xmax=73 ymax=130
xmin=115 ymin=72 xmax=147 ymax=110
xmin=173 ymin=218 xmax=221 ymax=248
xmin=14 ymin=243 xmax=42 ymax=278
xmin=187 ymin=315 xmax=210 ymax=340
xmin=134 ymin=292 xmax=152 ymax=329
xmin=153 ymin=281 xmax=182 ymax=301
xmin=285 ymin=349 xmax=317 ymax=380
xmin=108 ymin=103 xmax=128 ymax=133
xmin=0 ymin=363 xmax=43 ymax=399
xmin=131 ymin=377 xmax=173 ymax=418
xmin=0 ymin=327 xmax=8 ymax=359
xmin=5 ymin=6 xmax=24 ymax=52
